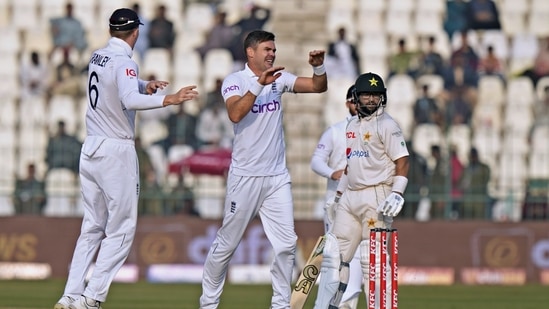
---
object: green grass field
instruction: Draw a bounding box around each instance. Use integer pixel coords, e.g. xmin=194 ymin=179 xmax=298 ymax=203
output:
xmin=0 ymin=279 xmax=547 ymax=309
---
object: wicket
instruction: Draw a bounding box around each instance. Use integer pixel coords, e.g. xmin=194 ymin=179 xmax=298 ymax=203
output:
xmin=368 ymin=228 xmax=398 ymax=309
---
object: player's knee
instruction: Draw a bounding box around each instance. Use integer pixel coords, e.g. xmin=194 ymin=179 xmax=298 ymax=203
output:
xmin=273 ymin=233 xmax=297 ymax=255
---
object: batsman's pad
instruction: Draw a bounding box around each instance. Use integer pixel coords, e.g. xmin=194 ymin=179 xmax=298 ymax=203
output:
xmin=376 ymin=192 xmax=404 ymax=217
xmin=313 ymin=233 xmax=340 ymax=309
xmin=291 ymin=235 xmax=326 ymax=309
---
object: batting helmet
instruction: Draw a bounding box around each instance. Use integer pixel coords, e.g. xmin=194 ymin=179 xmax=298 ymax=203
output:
xmin=353 ymin=72 xmax=387 ymax=117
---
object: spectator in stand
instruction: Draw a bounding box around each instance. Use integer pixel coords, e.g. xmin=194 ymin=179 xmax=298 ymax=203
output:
xmin=49 ymin=2 xmax=87 ymax=57
xmin=205 ymin=77 xmax=224 ymax=109
xmin=155 ymin=104 xmax=199 ymax=155
xmin=196 ymin=78 xmax=233 ymax=149
xmin=45 ymin=120 xmax=82 ymax=176
xmin=450 ymin=31 xmax=479 ymax=73
xmin=388 ymin=38 xmax=421 ymax=78
xmin=229 ymin=3 xmax=271 ymax=70
xmin=528 ymin=86 xmax=549 ymax=144
xmin=148 ymin=4 xmax=176 ymax=56
xmin=48 ymin=47 xmax=84 ymax=101
xmin=196 ymin=101 xmax=234 ymax=150
xmin=402 ymin=141 xmax=429 ymax=219
xmin=443 ymin=0 xmax=469 ymax=40
xmin=20 ymin=51 xmax=49 ymax=100
xmin=136 ymin=137 xmax=164 ymax=216
xmin=466 ymin=0 xmax=501 ymax=31
xmin=460 ymin=147 xmax=491 ymax=219
xmin=135 ymin=137 xmax=155 ymax=190
xmin=325 ymin=27 xmax=360 ymax=80
xmin=131 ymin=3 xmax=150 ymax=61
xmin=478 ymin=45 xmax=506 ymax=83
xmin=232 ymin=3 xmax=271 ymax=37
xmin=413 ymin=84 xmax=442 ymax=127
xmin=12 ymin=163 xmax=47 ymax=215
xmin=428 ymin=145 xmax=448 ymax=218
xmin=444 ymin=86 xmax=473 ymax=127
xmin=444 ymin=52 xmax=479 ymax=104
xmin=196 ymin=11 xmax=235 ymax=60
xmin=445 ymin=53 xmax=479 ymax=89
xmin=521 ymin=36 xmax=549 ymax=88
xmin=417 ymin=36 xmax=446 ymax=78
xmin=165 ymin=174 xmax=198 ymax=216
xmin=449 ymin=146 xmax=464 ymax=219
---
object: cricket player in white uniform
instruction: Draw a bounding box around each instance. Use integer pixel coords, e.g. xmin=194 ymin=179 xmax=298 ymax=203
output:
xmin=199 ymin=30 xmax=327 ymax=309
xmin=310 ymin=86 xmax=361 ymax=309
xmin=314 ymin=72 xmax=409 ymax=309
xmin=54 ymin=8 xmax=198 ymax=309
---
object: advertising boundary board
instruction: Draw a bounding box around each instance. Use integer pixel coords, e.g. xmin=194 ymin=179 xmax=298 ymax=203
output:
xmin=0 ymin=217 xmax=548 ymax=284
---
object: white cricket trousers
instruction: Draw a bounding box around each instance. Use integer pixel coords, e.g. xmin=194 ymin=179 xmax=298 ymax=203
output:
xmin=323 ymin=197 xmax=362 ymax=307
xmin=333 ymin=185 xmax=393 ymax=263
xmin=200 ymin=171 xmax=297 ymax=309
xmin=63 ymin=136 xmax=139 ymax=302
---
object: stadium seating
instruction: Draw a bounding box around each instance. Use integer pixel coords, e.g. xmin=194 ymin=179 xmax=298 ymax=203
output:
xmin=43 ymin=168 xmax=79 ymax=217
xmin=411 ymin=123 xmax=444 ymax=161
xmin=183 ymin=2 xmax=214 ymax=34
xmin=12 ymin=0 xmax=40 ymax=30
xmin=202 ymin=48 xmax=234 ymax=91
xmin=1 ymin=0 xmax=547 ymax=220
xmin=0 ymin=99 xmax=17 ymax=130
xmin=142 ymin=48 xmax=172 ymax=81
xmin=447 ymin=124 xmax=472 ymax=164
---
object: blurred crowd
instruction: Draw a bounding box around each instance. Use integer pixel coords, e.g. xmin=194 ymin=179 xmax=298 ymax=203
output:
xmin=5 ymin=0 xmax=549 ymax=221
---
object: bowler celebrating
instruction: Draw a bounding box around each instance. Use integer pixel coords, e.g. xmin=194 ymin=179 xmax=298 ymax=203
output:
xmin=199 ymin=30 xmax=327 ymax=309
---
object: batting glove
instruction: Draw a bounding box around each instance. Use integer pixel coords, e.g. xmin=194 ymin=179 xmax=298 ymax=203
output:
xmin=377 ymin=192 xmax=404 ymax=217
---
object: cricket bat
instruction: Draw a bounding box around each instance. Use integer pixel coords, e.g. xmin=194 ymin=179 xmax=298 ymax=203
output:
xmin=290 ymin=235 xmax=326 ymax=309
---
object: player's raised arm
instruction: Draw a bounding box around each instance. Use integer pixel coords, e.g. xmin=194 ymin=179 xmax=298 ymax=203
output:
xmin=293 ymin=49 xmax=328 ymax=93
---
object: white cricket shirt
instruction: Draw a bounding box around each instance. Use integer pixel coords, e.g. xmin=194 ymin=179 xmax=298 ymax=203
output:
xmin=345 ymin=112 xmax=409 ymax=189
xmin=311 ymin=117 xmax=352 ymax=198
xmin=85 ymin=37 xmax=165 ymax=139
xmin=221 ymin=64 xmax=297 ymax=176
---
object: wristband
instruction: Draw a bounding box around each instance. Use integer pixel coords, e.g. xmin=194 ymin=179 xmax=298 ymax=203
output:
xmin=313 ymin=64 xmax=326 ymax=75
xmin=249 ymin=80 xmax=264 ymax=96
xmin=392 ymin=175 xmax=408 ymax=194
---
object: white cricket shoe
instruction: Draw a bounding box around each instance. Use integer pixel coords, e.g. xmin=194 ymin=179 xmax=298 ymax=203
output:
xmin=68 ymin=296 xmax=102 ymax=309
xmin=54 ymin=295 xmax=75 ymax=309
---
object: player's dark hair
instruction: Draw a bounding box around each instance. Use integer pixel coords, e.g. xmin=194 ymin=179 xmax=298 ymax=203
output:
xmin=244 ymin=30 xmax=275 ymax=52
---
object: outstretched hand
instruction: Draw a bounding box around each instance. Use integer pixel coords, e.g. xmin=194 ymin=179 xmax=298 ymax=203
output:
xmin=164 ymin=85 xmax=199 ymax=106
xmin=146 ymin=80 xmax=169 ymax=95
xmin=308 ymin=50 xmax=325 ymax=67
xmin=258 ymin=66 xmax=285 ymax=85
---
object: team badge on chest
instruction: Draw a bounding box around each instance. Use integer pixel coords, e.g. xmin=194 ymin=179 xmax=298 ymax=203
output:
xmin=363 ymin=131 xmax=372 ymax=145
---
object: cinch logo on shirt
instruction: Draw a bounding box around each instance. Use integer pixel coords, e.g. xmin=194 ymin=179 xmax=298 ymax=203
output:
xmin=346 ymin=148 xmax=370 ymax=159
xmin=316 ymin=143 xmax=326 ymax=150
xmin=347 ymin=132 xmax=357 ymax=138
xmin=252 ymin=100 xmax=280 ymax=113
xmin=223 ymin=85 xmax=239 ymax=96
xmin=125 ymin=68 xmax=136 ymax=77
